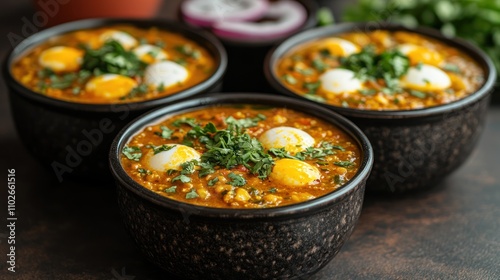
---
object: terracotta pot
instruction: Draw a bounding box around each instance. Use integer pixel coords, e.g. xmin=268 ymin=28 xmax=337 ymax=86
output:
xmin=33 ymin=0 xmax=161 ymax=27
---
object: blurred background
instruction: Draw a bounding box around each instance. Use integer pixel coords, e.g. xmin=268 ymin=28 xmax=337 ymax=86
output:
xmin=0 ymin=0 xmax=499 ymax=279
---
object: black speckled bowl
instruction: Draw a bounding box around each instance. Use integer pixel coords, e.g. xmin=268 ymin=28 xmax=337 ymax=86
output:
xmin=265 ymin=22 xmax=497 ymax=193
xmin=3 ymin=18 xmax=227 ymax=182
xmin=109 ymin=94 xmax=373 ymax=279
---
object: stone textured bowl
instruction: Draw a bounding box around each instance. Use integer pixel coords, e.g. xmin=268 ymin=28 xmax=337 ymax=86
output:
xmin=109 ymin=93 xmax=373 ymax=279
xmin=265 ymin=22 xmax=497 ymax=193
xmin=3 ymin=18 xmax=227 ymax=182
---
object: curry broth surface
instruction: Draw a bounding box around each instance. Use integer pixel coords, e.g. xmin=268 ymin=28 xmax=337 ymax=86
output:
xmin=121 ymin=105 xmax=361 ymax=208
xmin=276 ymin=31 xmax=485 ymax=110
xmin=12 ymin=25 xmax=215 ymax=104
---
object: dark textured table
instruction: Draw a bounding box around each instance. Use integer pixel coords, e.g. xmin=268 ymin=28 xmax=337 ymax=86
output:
xmin=1 ymin=1 xmax=499 ymax=279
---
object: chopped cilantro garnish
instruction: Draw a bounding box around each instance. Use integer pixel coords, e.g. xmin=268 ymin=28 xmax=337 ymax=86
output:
xmin=185 ymin=188 xmax=199 ymax=199
xmin=175 ymin=44 xmax=201 ymax=59
xmin=121 ymin=83 xmax=148 ymax=100
xmin=282 ymin=74 xmax=297 ymax=85
xmin=82 ymin=40 xmax=145 ymax=76
xmin=334 ymin=161 xmax=356 ymax=168
xmin=312 ymin=58 xmax=328 ymax=71
xmin=443 ymin=63 xmax=461 ymax=74
xmin=207 ymin=177 xmax=219 ymax=186
xmin=269 ymin=187 xmax=277 ymax=193
xmin=303 ymin=81 xmax=321 ymax=94
xmin=172 ymin=174 xmax=191 ymax=183
xmin=122 ymin=146 xmax=142 ymax=161
xmin=359 ymin=89 xmax=377 ymax=96
xmin=410 ymin=90 xmax=427 ymax=99
xmin=334 ymin=174 xmax=344 ymax=185
xmin=172 ymin=117 xmax=198 ymax=127
xmin=225 ymin=114 xmax=266 ymax=128
xmin=164 ymin=186 xmax=177 ymax=193
xmin=228 ymin=172 xmax=246 ymax=186
xmin=155 ymin=126 xmax=173 ymax=139
xmin=152 ymin=144 xmax=174 ymax=155
xmin=340 ymin=46 xmax=410 ymax=93
xmin=137 ymin=168 xmax=151 ymax=175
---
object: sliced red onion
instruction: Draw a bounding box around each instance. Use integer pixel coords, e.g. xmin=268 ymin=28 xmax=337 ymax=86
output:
xmin=211 ymin=0 xmax=307 ymax=40
xmin=181 ymin=0 xmax=269 ymax=27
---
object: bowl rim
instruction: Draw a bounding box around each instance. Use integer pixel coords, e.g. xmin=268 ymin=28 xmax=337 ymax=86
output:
xmin=2 ymin=17 xmax=228 ymax=113
xmin=264 ymin=22 xmax=497 ymax=119
xmin=109 ymin=93 xmax=373 ymax=220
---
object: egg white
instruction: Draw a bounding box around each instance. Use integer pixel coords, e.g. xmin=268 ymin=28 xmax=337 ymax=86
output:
xmin=401 ymin=64 xmax=451 ymax=91
xmin=144 ymin=61 xmax=189 ymax=88
xmin=259 ymin=127 xmax=314 ymax=154
xmin=132 ymin=44 xmax=168 ymax=63
xmin=100 ymin=30 xmax=138 ymax=49
xmin=319 ymin=68 xmax=363 ymax=94
xmin=147 ymin=145 xmax=200 ymax=172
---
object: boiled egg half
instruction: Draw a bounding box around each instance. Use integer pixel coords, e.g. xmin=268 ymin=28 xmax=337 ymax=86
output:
xmin=270 ymin=159 xmax=320 ymax=187
xmin=38 ymin=46 xmax=83 ymax=72
xmin=85 ymin=74 xmax=137 ymax=99
xmin=144 ymin=61 xmax=189 ymax=88
xmin=100 ymin=30 xmax=138 ymax=50
xmin=147 ymin=145 xmax=201 ymax=171
xmin=397 ymin=44 xmax=443 ymax=66
xmin=132 ymin=44 xmax=168 ymax=64
xmin=259 ymin=127 xmax=315 ymax=154
xmin=401 ymin=64 xmax=451 ymax=91
xmin=319 ymin=68 xmax=363 ymax=95
xmin=320 ymin=38 xmax=359 ymax=57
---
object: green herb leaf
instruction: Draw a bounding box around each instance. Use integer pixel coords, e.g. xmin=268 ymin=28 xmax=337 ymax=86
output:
xmin=282 ymin=74 xmax=297 ymax=85
xmin=175 ymin=44 xmax=201 ymax=59
xmin=228 ymin=172 xmax=246 ymax=187
xmin=122 ymin=146 xmax=142 ymax=161
xmin=334 ymin=161 xmax=356 ymax=168
xmin=155 ymin=126 xmax=174 ymax=139
xmin=410 ymin=90 xmax=427 ymax=99
xmin=164 ymin=186 xmax=177 ymax=193
xmin=82 ymin=40 xmax=145 ymax=76
xmin=303 ymin=81 xmax=321 ymax=94
xmin=185 ymin=188 xmax=199 ymax=199
xmin=207 ymin=177 xmax=219 ymax=186
xmin=172 ymin=117 xmax=198 ymax=127
xmin=152 ymin=144 xmax=174 ymax=155
xmin=269 ymin=187 xmax=277 ymax=193
xmin=225 ymin=114 xmax=266 ymax=128
xmin=172 ymin=174 xmax=191 ymax=183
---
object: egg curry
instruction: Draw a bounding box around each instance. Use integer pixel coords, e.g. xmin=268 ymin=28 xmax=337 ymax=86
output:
xmin=276 ymin=31 xmax=485 ymax=110
xmin=11 ymin=25 xmax=215 ymax=104
xmin=121 ymin=105 xmax=361 ymax=208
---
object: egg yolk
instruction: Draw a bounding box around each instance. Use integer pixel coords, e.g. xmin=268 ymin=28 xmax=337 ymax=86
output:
xmin=399 ymin=44 xmax=443 ymax=66
xmin=321 ymin=38 xmax=359 ymax=57
xmin=38 ymin=46 xmax=83 ymax=72
xmin=270 ymin=159 xmax=321 ymax=187
xmin=85 ymin=74 xmax=138 ymax=99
